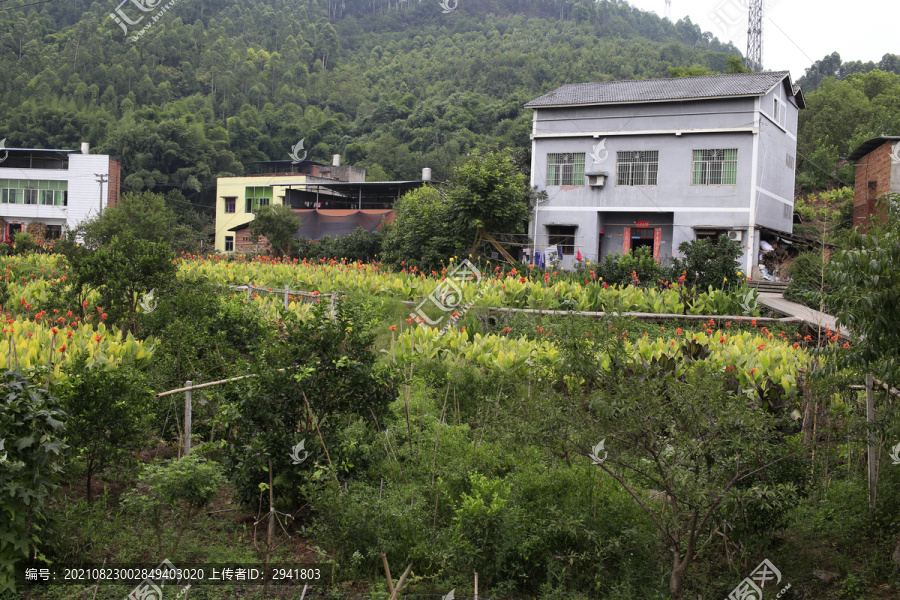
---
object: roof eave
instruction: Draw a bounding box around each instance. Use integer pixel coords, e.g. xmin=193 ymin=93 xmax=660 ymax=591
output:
xmin=525 ymin=92 xmax=767 ymax=109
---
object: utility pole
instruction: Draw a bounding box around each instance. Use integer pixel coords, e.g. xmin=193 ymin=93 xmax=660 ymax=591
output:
xmin=94 ymin=173 xmax=108 ymax=216
xmin=664 ymin=0 xmax=671 ymax=21
xmin=746 ymin=0 xmax=763 ymax=71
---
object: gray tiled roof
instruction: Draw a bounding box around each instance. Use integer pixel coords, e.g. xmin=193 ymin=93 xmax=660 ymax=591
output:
xmin=525 ymin=71 xmax=793 ymax=107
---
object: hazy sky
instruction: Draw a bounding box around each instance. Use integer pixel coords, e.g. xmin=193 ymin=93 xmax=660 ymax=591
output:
xmin=625 ymin=0 xmax=899 ymax=81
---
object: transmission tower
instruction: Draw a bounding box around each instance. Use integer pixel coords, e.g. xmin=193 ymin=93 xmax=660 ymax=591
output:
xmin=664 ymin=0 xmax=671 ymax=21
xmin=746 ymin=0 xmax=763 ymax=71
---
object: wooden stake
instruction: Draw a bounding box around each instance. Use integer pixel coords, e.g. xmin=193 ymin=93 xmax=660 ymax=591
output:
xmin=474 ymin=572 xmax=479 ymax=600
xmin=867 ymin=373 xmax=877 ymax=507
xmin=46 ymin=332 xmax=55 ymax=391
xmin=184 ymin=381 xmax=192 ymax=456
xmin=381 ymin=552 xmax=395 ymax=597
xmin=387 ymin=562 xmax=413 ymax=600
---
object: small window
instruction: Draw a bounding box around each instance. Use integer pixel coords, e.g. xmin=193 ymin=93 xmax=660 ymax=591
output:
xmin=224 ymin=197 xmax=236 ymax=213
xmin=546 ymin=225 xmax=576 ymax=255
xmin=692 ymin=149 xmax=738 ymax=186
xmin=773 ymin=97 xmax=786 ymax=127
xmin=695 ymin=229 xmax=727 ymax=242
xmin=786 ymin=154 xmax=795 ymax=169
xmin=45 ymin=225 xmax=62 ymax=240
xmin=23 ymin=189 xmax=38 ymax=204
xmin=225 ymin=236 xmax=234 ymax=252
xmin=40 ymin=190 xmax=55 ymax=205
xmin=616 ymin=150 xmax=659 ymax=186
xmin=546 ymin=153 xmax=585 ymax=186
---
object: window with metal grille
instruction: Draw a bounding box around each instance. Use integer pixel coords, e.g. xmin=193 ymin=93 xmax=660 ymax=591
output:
xmin=546 ymin=153 xmax=585 ymax=186
xmin=225 ymin=236 xmax=234 ymax=252
xmin=224 ymin=197 xmax=236 ymax=213
xmin=691 ymin=149 xmax=738 ymax=185
xmin=616 ymin=151 xmax=659 ymax=186
xmin=546 ymin=225 xmax=577 ymax=255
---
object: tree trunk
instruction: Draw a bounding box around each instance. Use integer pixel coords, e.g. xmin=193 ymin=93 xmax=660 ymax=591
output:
xmin=669 ymin=551 xmax=686 ymax=600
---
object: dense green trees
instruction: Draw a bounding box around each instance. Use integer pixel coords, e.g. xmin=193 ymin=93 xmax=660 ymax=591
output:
xmin=797 ymin=68 xmax=900 ymax=192
xmin=0 ymin=0 xmax=744 ymax=206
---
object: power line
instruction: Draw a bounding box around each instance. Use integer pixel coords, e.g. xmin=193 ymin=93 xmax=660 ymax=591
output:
xmin=766 ymin=16 xmax=816 ymax=66
xmin=0 ymin=0 xmax=54 ymax=12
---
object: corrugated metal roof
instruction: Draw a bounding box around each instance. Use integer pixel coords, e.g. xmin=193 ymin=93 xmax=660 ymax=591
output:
xmin=525 ymin=71 xmax=793 ymax=108
xmin=848 ymin=136 xmax=900 ymax=161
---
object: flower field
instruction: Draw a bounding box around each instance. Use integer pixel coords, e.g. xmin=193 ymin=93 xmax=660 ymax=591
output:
xmin=177 ymin=254 xmax=760 ymax=316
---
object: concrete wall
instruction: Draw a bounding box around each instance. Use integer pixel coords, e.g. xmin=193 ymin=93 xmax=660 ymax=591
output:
xmin=754 ymin=82 xmax=798 ymax=234
xmin=0 ymin=153 xmax=115 ymax=237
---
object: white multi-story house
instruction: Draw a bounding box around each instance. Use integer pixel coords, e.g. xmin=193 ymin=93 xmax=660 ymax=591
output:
xmin=525 ymin=71 xmax=805 ymax=272
xmin=0 ymin=143 xmax=121 ymax=240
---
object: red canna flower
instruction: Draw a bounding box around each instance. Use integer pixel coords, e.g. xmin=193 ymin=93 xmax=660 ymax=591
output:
xmin=94 ymin=334 xmax=101 ymax=343
xmin=58 ymin=344 xmax=66 ymax=352
xmin=389 ymin=325 xmax=396 ymax=331
xmin=675 ymin=328 xmax=682 ymax=336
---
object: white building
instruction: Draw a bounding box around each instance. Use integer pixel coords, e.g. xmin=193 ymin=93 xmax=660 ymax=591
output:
xmin=0 ymin=143 xmax=121 ymax=240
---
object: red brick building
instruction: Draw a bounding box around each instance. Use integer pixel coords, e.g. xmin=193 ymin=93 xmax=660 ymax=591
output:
xmin=848 ymin=136 xmax=900 ymax=232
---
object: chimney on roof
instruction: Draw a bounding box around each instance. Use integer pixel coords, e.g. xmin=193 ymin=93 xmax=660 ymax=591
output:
xmin=332 ymin=154 xmax=341 ymax=166
xmin=80 ymin=142 xmax=90 ymax=155
xmin=422 ymin=167 xmax=432 ymax=182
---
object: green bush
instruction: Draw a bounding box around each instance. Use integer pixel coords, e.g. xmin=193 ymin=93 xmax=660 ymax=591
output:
xmin=668 ymin=235 xmax=743 ymax=291
xmin=0 ymin=372 xmax=67 ymax=593
xmin=58 ymin=357 xmax=150 ymax=504
xmin=222 ymin=300 xmax=396 ymax=507
xmin=123 ymin=454 xmax=225 ymax=558
xmin=297 ymin=227 xmax=384 ymax=262
xmin=588 ymin=246 xmax=662 ymax=287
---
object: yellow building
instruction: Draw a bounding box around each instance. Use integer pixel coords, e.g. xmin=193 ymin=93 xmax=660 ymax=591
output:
xmin=215 ymin=159 xmax=430 ymax=252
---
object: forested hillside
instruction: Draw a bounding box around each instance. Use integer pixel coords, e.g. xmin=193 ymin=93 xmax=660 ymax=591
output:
xmin=0 ymin=0 xmax=741 ymax=200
